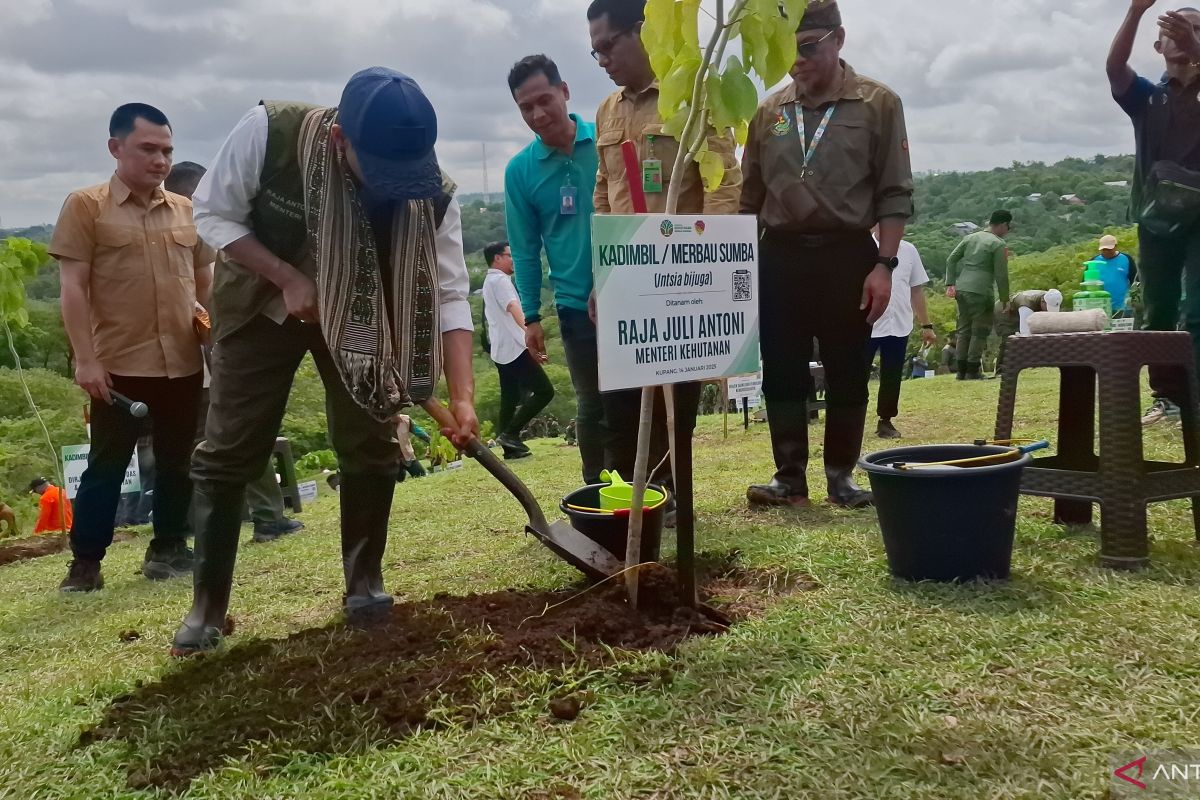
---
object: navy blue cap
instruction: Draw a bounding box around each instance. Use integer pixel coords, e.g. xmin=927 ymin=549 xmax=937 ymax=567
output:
xmin=338 ymin=67 xmax=441 ymax=201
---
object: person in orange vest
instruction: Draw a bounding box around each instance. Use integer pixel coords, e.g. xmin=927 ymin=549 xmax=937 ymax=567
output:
xmin=29 ymin=477 xmax=73 ymax=535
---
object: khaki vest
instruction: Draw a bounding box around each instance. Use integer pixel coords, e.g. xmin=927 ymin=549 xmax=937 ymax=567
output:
xmin=210 ymin=100 xmax=454 ymax=341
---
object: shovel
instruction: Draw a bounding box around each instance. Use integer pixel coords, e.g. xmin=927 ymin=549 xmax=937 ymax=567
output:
xmin=421 ymin=400 xmax=623 ymax=581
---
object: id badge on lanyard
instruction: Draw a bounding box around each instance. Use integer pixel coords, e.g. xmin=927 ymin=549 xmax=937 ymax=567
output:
xmin=561 ymin=162 xmax=577 ymax=215
xmin=789 ymin=103 xmax=837 ymax=181
xmin=643 ymin=134 xmax=664 ymax=194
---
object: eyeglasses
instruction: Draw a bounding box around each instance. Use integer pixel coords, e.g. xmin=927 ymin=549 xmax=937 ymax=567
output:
xmin=796 ymin=29 xmax=835 ymax=59
xmin=591 ymin=28 xmax=634 ymax=61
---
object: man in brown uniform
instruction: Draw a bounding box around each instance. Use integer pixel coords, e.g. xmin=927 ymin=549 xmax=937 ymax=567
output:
xmin=741 ymin=0 xmax=913 ymax=509
xmin=587 ymin=0 xmax=742 ymax=496
xmin=51 ymin=103 xmax=214 ymax=591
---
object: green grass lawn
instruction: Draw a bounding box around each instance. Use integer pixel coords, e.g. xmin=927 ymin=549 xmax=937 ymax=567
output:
xmin=2 ymin=370 xmax=1199 ymax=799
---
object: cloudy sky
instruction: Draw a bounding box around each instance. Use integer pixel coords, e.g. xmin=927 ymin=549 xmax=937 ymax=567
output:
xmin=0 ymin=0 xmax=1173 ymax=227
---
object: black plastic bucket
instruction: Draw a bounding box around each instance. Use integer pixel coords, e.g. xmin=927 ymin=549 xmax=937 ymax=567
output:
xmin=859 ymin=445 xmax=1030 ymax=582
xmin=560 ymin=483 xmax=667 ymax=564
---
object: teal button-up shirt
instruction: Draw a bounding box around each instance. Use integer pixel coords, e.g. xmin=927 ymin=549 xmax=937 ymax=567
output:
xmin=504 ymin=115 xmax=598 ymax=319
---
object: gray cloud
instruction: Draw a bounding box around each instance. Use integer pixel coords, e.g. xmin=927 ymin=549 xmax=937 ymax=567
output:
xmin=0 ymin=0 xmax=1170 ymax=227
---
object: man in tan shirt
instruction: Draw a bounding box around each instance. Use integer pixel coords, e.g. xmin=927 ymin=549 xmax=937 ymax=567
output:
xmin=741 ymin=0 xmax=913 ymax=510
xmin=50 ymin=103 xmax=214 ymax=592
xmin=587 ymin=0 xmax=742 ymax=506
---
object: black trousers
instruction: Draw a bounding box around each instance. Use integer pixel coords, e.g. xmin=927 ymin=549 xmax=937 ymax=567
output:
xmin=1141 ymin=224 xmax=1200 ymax=403
xmin=601 ymin=381 xmax=703 ymax=491
xmin=495 ymin=351 xmax=554 ymax=437
xmin=760 ymin=230 xmax=876 ymax=495
xmin=866 ymin=335 xmax=908 ymax=420
xmin=558 ymin=308 xmax=607 ymax=485
xmin=71 ymin=372 xmax=202 ymax=561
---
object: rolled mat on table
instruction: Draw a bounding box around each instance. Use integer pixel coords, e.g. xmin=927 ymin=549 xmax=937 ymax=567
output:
xmin=1026 ymin=309 xmax=1107 ymax=334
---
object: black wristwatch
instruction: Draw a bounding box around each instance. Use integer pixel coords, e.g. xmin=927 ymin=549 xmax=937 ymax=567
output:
xmin=921 ymin=324 xmax=934 ymax=330
xmin=876 ymin=256 xmax=899 ymax=271
xmin=526 ymin=314 xmax=542 ymax=325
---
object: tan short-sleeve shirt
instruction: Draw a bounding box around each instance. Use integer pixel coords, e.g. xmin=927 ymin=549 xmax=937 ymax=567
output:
xmin=49 ymin=175 xmax=214 ymax=378
xmin=593 ymin=83 xmax=742 ymax=215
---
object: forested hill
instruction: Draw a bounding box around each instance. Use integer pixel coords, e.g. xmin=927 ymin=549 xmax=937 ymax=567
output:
xmin=907 ymin=154 xmax=1136 ymax=280
xmin=4 ymin=154 xmax=1139 ymax=271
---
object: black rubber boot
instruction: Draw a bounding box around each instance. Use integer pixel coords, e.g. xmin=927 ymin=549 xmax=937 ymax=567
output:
xmin=823 ymin=404 xmax=873 ymax=509
xmin=340 ymin=473 xmax=396 ymax=623
xmin=956 ymin=361 xmax=969 ymax=381
xmin=171 ymin=483 xmax=244 ymax=656
xmin=750 ymin=399 xmax=810 ymax=506
xmin=965 ymin=361 xmax=984 ymax=381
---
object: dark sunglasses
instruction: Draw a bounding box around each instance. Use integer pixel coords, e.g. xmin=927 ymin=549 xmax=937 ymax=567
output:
xmin=591 ymin=28 xmax=635 ymax=61
xmin=796 ymin=29 xmax=835 ymax=59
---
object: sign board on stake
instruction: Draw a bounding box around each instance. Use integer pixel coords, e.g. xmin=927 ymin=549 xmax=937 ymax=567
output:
xmin=593 ymin=214 xmax=761 ymax=392
xmin=62 ymin=444 xmax=140 ymax=500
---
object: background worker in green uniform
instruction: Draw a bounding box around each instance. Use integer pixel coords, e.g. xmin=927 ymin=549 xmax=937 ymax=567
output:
xmin=946 ymin=210 xmax=1012 ymax=380
xmin=175 ymin=67 xmax=478 ymax=656
xmin=740 ymin=0 xmax=914 ymax=509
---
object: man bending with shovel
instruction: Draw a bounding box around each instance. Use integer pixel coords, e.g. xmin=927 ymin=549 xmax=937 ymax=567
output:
xmin=173 ymin=67 xmax=478 ymax=656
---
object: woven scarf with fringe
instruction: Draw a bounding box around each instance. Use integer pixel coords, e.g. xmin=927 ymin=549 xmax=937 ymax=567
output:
xmin=297 ymin=107 xmax=440 ymax=421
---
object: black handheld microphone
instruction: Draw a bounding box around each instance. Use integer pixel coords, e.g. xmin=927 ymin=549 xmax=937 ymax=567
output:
xmin=109 ymin=390 xmax=150 ymax=419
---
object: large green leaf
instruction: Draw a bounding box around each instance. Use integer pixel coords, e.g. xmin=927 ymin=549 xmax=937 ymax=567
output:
xmin=705 ymin=73 xmax=735 ymax=133
xmin=721 ymin=56 xmax=760 ymax=121
xmin=738 ymin=14 xmax=770 ymax=82
xmin=662 ymin=107 xmax=692 ymax=139
xmin=659 ymin=55 xmax=702 ymax=118
xmin=643 ymin=0 xmax=679 ymax=80
xmin=762 ymin=14 xmax=798 ymax=86
xmin=698 ymin=146 xmax=726 ymax=193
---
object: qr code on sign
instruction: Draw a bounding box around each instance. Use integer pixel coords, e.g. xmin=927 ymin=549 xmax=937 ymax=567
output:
xmin=732 ymin=269 xmax=752 ymax=301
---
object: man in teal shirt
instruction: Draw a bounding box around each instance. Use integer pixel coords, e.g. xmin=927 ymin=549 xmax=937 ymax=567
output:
xmin=504 ymin=54 xmax=606 ymax=483
xmin=946 ymin=210 xmax=1012 ymax=380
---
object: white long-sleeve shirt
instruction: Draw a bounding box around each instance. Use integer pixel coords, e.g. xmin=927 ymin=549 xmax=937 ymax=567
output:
xmin=193 ymin=105 xmax=472 ymax=333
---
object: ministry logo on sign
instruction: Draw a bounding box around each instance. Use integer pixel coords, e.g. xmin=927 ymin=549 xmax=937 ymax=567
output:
xmin=660 ymin=220 xmax=675 ymax=237
xmin=694 ymin=220 xmax=706 ymax=235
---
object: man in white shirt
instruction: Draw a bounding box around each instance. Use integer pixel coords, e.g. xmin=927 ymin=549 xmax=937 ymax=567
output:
xmin=868 ymin=233 xmax=936 ymax=439
xmin=482 ymin=241 xmax=554 ymax=459
xmin=173 ymin=67 xmax=478 ymax=656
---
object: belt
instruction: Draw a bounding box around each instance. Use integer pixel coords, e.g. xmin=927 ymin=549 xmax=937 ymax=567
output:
xmin=761 ymin=228 xmax=871 ymax=248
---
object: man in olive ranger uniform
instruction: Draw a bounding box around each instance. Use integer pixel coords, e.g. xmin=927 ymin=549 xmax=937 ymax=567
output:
xmin=173 ymin=67 xmax=478 ymax=655
xmin=946 ymin=209 xmax=1012 ymax=380
xmin=741 ymin=0 xmax=914 ymax=509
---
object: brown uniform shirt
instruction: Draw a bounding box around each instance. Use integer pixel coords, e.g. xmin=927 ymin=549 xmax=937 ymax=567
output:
xmin=741 ymin=62 xmax=914 ymax=231
xmin=594 ymin=83 xmax=742 ymax=214
xmin=49 ymin=175 xmax=214 ymax=379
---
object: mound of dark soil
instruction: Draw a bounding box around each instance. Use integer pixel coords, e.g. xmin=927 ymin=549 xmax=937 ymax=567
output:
xmin=83 ymin=554 xmax=817 ymax=792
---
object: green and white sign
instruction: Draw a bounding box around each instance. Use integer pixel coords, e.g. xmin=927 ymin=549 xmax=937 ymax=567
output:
xmin=592 ymin=214 xmax=760 ymax=392
xmin=62 ymin=444 xmax=140 ymax=500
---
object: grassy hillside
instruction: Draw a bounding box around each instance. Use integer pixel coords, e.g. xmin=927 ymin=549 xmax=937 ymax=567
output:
xmin=1 ymin=371 xmax=1198 ymax=798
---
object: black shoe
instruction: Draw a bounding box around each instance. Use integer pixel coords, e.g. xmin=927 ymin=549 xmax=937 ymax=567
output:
xmin=825 ymin=467 xmax=873 ymax=509
xmin=876 ymin=419 xmax=902 ymax=439
xmin=142 ymin=543 xmax=195 ymax=581
xmin=251 ymin=518 xmax=304 ymax=543
xmin=747 ymin=479 xmax=811 ymax=508
xmin=59 ymin=559 xmax=103 ymax=592
xmin=497 ymin=433 xmax=531 ymax=460
xmin=964 ymin=362 xmax=984 ymax=381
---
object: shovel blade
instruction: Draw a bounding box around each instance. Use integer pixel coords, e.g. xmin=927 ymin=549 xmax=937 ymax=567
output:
xmin=526 ymin=520 xmax=623 ymax=581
